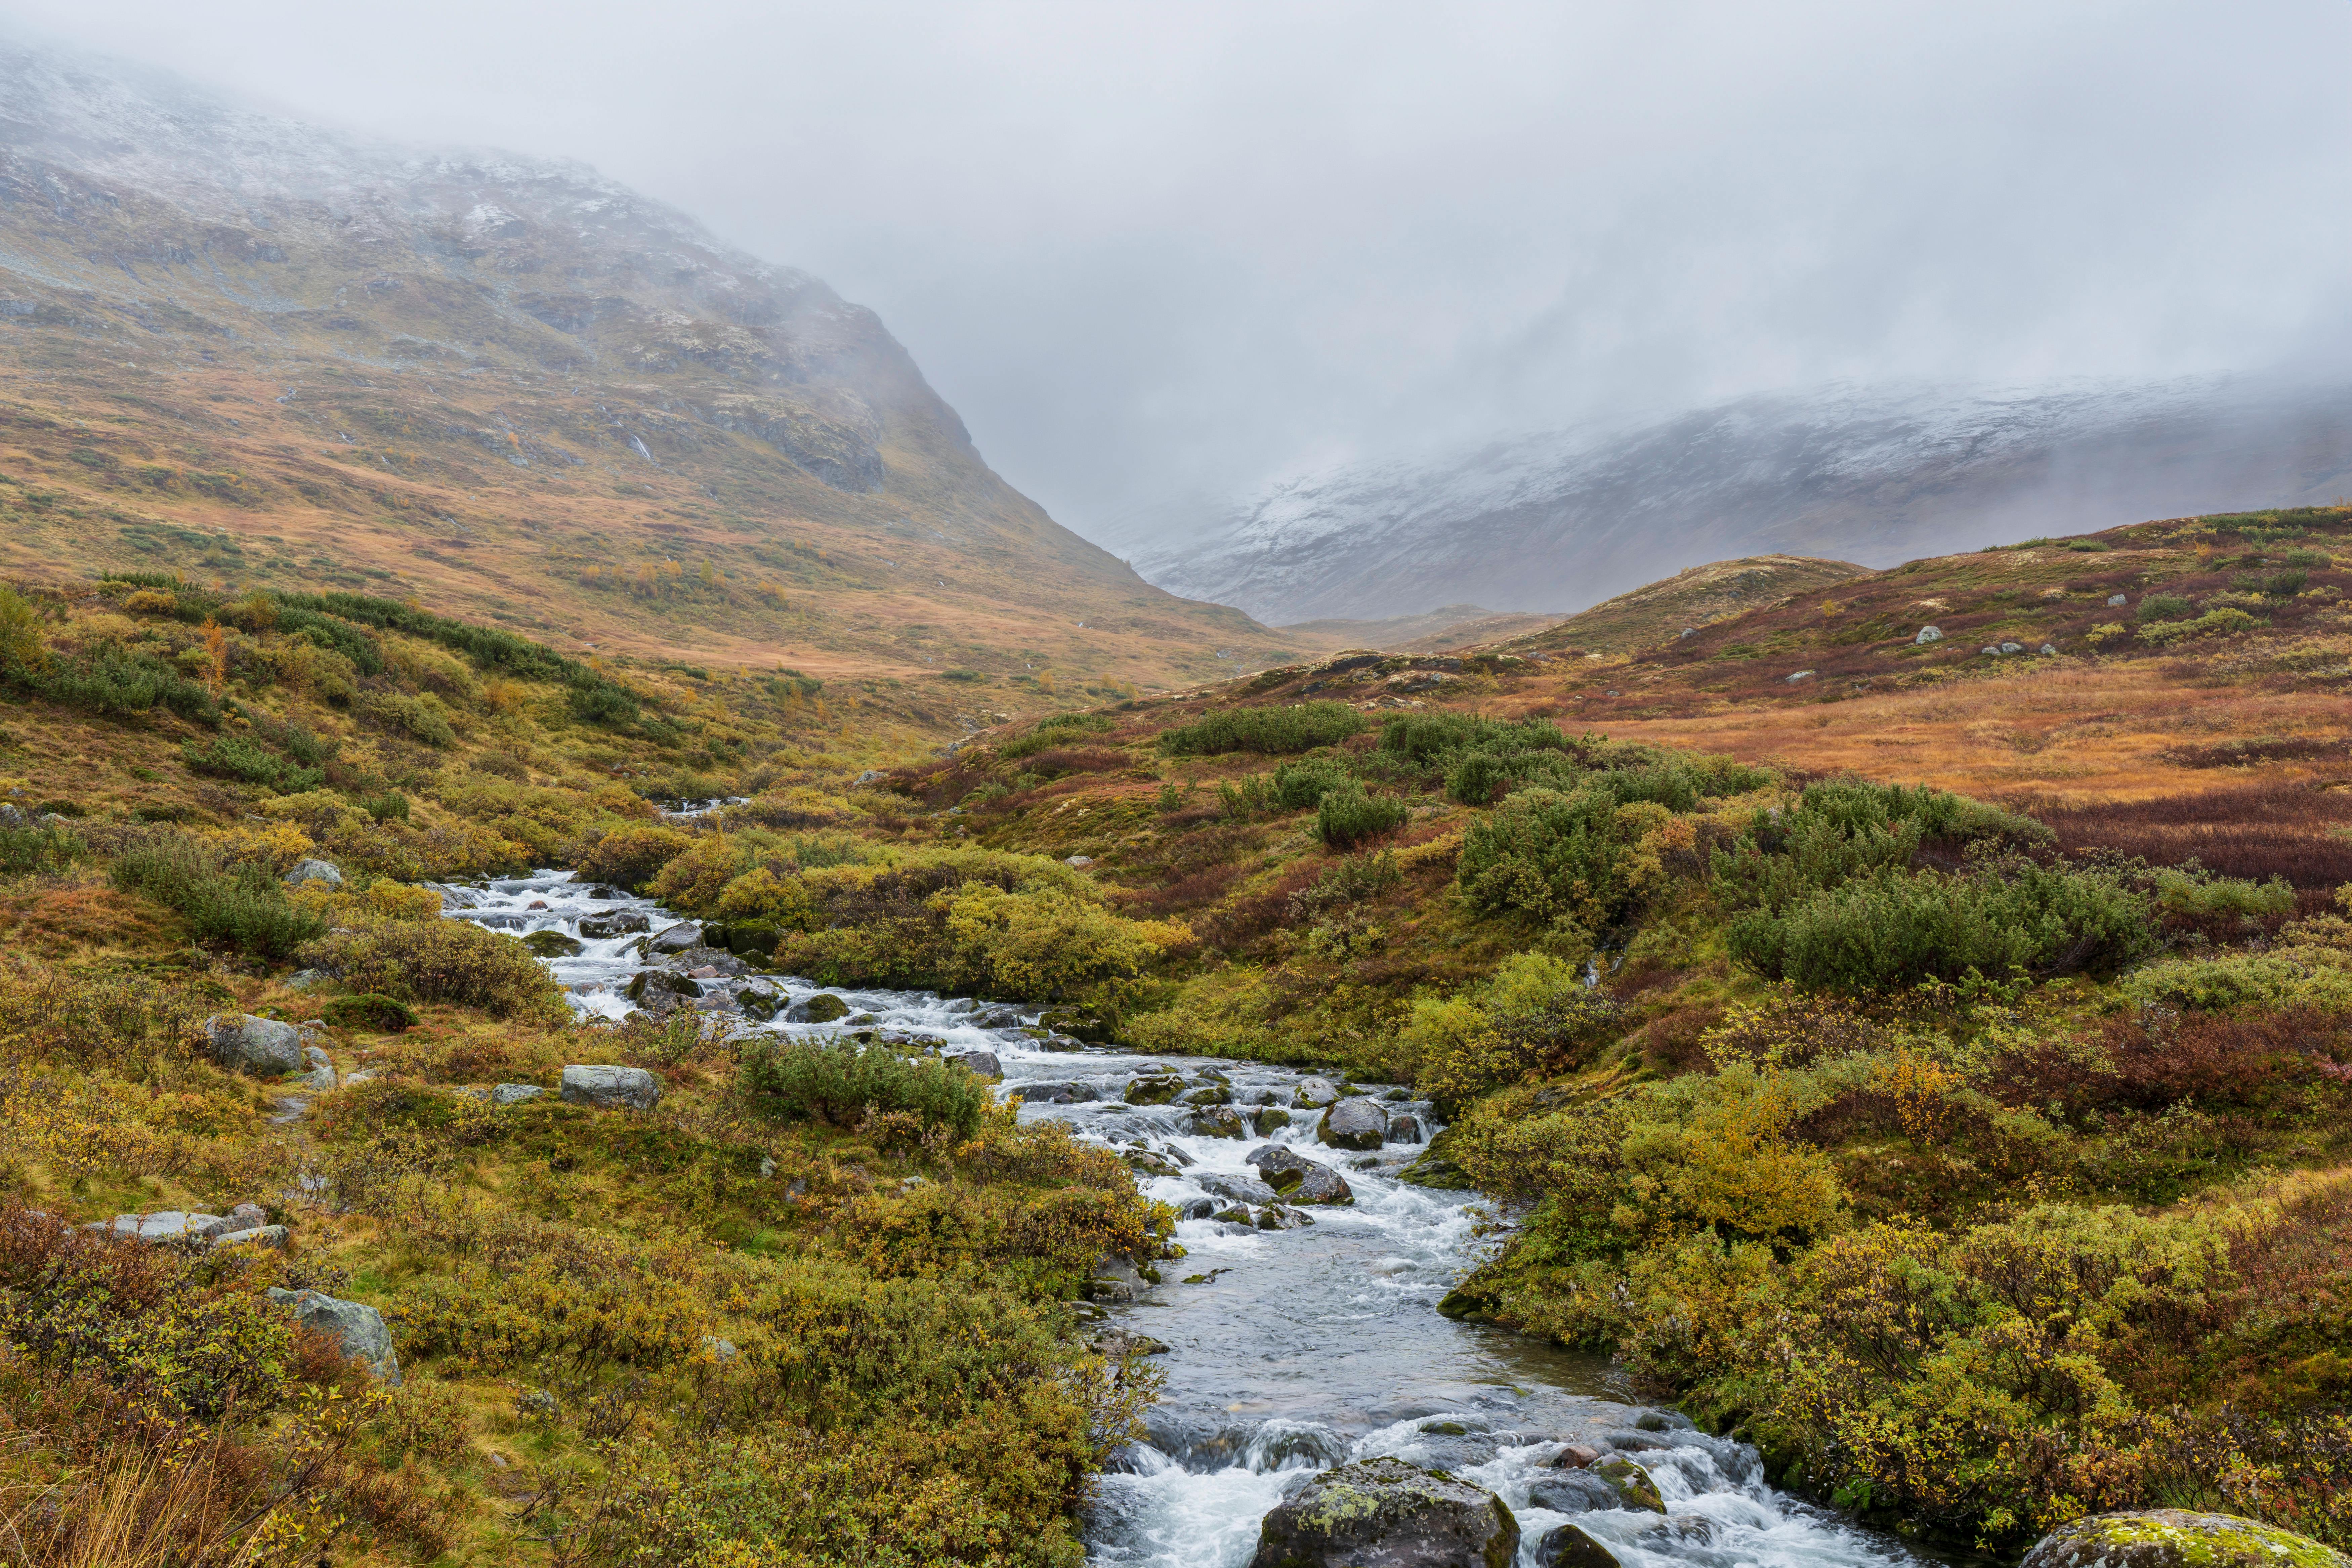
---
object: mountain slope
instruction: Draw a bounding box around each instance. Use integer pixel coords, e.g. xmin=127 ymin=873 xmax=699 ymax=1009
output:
xmin=0 ymin=39 xmax=1297 ymax=695
xmin=1505 ymin=554 xmax=1867 ymax=658
xmin=1134 ymin=379 xmax=2352 ymax=624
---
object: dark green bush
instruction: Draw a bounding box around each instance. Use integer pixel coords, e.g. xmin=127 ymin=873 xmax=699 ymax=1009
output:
xmin=577 ymin=825 xmax=692 ymax=891
xmin=359 ymin=790 xmax=410 ymax=823
xmin=1456 ymin=786 xmax=1640 ymax=926
xmin=181 ymin=734 xmax=324 ymax=793
xmin=1713 ymin=779 xmax=2052 ymax=914
xmin=1315 ymin=782 xmax=1408 ymax=847
xmin=567 ymin=682 xmax=642 ymax=728
xmin=740 ymin=1037 xmax=991 ymax=1138
xmin=321 ymin=993 xmax=418 ymax=1032
xmin=1381 ymin=712 xmax=1573 ymax=763
xmin=1159 ymin=701 xmax=1364 ymax=757
xmin=1726 ymin=863 xmax=2156 ymax=992
xmin=6 ymin=641 xmax=218 ymax=724
xmin=1273 ymin=756 xmax=1352 ymax=810
xmin=111 ymin=835 xmax=325 ymax=958
xmin=2138 ymin=594 xmax=2195 ymax=622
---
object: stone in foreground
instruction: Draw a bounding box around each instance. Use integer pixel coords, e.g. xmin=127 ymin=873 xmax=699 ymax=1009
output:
xmin=560 ymin=1064 xmax=662 ymax=1111
xmin=268 ymin=1286 xmax=401 ymax=1384
xmin=2022 ymin=1511 xmax=2350 ymax=1568
xmin=1248 ymin=1456 xmax=1517 ymax=1568
xmin=203 ymin=1014 xmax=305 ymax=1076
xmin=1591 ymin=1457 xmax=1666 ymax=1514
xmin=1532 ymin=1522 xmax=1622 ymax=1568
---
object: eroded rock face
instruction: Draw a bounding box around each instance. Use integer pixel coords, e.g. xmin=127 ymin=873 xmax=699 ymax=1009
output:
xmin=1248 ymin=1456 xmax=1517 ymax=1568
xmin=1319 ymin=1096 xmax=1389 ymax=1150
xmin=2021 ymin=1511 xmax=2351 ymax=1568
xmin=203 ymin=1014 xmax=305 ymax=1076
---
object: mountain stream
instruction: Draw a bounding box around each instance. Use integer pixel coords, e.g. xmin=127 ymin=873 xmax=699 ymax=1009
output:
xmin=441 ymin=867 xmax=1938 ymax=1568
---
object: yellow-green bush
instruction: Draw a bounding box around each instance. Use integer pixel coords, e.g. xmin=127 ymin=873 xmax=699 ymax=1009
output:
xmin=577 ymin=823 xmax=693 ymax=890
xmin=298 ymin=915 xmax=568 ymax=1021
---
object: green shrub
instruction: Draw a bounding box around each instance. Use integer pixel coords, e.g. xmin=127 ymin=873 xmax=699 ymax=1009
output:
xmin=321 ymin=993 xmax=419 ymax=1032
xmin=298 ymin=917 xmax=566 ymax=1021
xmin=111 ymin=834 xmax=326 ymax=958
xmin=1273 ymin=755 xmax=1352 ymax=810
xmin=6 ymin=639 xmax=219 ymax=723
xmin=181 ymin=734 xmax=325 ymax=792
xmin=1158 ymin=701 xmax=1364 ymax=756
xmin=1713 ymin=779 xmax=2050 ymax=914
xmin=1456 ymin=786 xmax=1659 ymax=927
xmin=363 ymin=691 xmax=457 ymax=748
xmin=0 ymin=822 xmax=81 ymax=876
xmin=359 ymin=790 xmax=410 ymax=823
xmin=2154 ymin=870 xmax=2296 ymax=921
xmin=577 ymin=825 xmax=693 ymax=891
xmin=1315 ymin=782 xmax=1408 ymax=847
xmin=2119 ymin=952 xmax=2352 ymax=1014
xmin=1726 ymin=863 xmax=2155 ymax=991
xmin=740 ymin=1037 xmax=992 ymax=1137
xmin=2138 ymin=594 xmax=2195 ymax=621
xmin=2139 ymin=608 xmax=2259 ymax=645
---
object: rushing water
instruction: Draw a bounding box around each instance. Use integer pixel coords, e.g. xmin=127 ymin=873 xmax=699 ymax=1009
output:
xmin=444 ymin=867 xmax=1937 ymax=1568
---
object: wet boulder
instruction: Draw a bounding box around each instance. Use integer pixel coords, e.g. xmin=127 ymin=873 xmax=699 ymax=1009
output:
xmin=626 ymin=969 xmax=699 ymax=1005
xmin=1125 ymin=1074 xmax=1187 ymax=1106
xmin=1011 ymin=1081 xmax=1088 ymax=1105
xmin=1250 ymin=1106 xmax=1293 ymax=1136
xmin=203 ymin=1014 xmax=305 ymax=1077
xmin=560 ymin=1065 xmax=662 ymax=1111
xmin=1183 ymin=1084 xmax=1232 ymax=1106
xmin=1525 ymin=1468 xmax=1623 ymax=1515
xmin=1532 ymin=1522 xmax=1623 ymax=1568
xmin=522 ymin=929 xmax=584 ymax=958
xmin=1188 ymin=1106 xmax=1249 ymax=1139
xmin=1198 ymin=1173 xmax=1283 ymax=1207
xmin=1246 ymin=1145 xmax=1353 ymax=1204
xmin=646 ymin=921 xmax=703 ymax=953
xmin=2022 ymin=1511 xmax=2351 ymax=1568
xmin=1292 ymin=1076 xmax=1343 ymax=1108
xmin=267 ymin=1287 xmax=401 ymax=1384
xmin=1318 ymin=1096 xmax=1390 ymax=1151
xmin=578 ymin=912 xmax=650 ymax=938
xmin=1126 ymin=1149 xmax=1183 ymax=1178
xmin=1591 ymin=1457 xmax=1666 ymax=1514
xmin=948 ymin=1050 xmax=1003 ymax=1081
xmin=973 ymin=1005 xmax=1024 ymax=1028
xmin=735 ymin=979 xmax=785 ymax=1020
xmin=1248 ymin=1456 xmax=1517 ymax=1568
xmin=791 ymin=993 xmax=852 ymax=1024
xmin=674 ymin=945 xmax=750 ymax=977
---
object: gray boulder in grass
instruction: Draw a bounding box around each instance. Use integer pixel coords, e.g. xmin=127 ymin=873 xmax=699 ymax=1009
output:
xmin=2022 ymin=1511 xmax=2351 ymax=1568
xmin=282 ymin=858 xmax=343 ymax=889
xmin=268 ymin=1287 xmax=401 ymax=1384
xmin=1248 ymin=1456 xmax=1517 ymax=1568
xmin=203 ymin=1014 xmax=305 ymax=1076
xmin=560 ymin=1064 xmax=662 ymax=1110
xmin=1318 ymin=1096 xmax=1389 ymax=1150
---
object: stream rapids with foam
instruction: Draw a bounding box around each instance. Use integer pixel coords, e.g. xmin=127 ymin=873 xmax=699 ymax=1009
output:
xmin=440 ymin=867 xmax=1939 ymax=1568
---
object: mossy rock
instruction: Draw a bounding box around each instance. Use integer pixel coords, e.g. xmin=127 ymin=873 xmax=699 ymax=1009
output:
xmin=1399 ymin=1129 xmax=1473 ymax=1190
xmin=320 ymin=993 xmax=417 ymax=1032
xmin=522 ymin=930 xmax=584 ymax=959
xmin=718 ymin=919 xmax=780 ymax=957
xmin=1037 ymin=1007 xmax=1113 ymax=1043
xmin=2023 ymin=1511 xmax=2351 ymax=1568
xmin=1592 ymin=1457 xmax=1665 ymax=1514
xmin=1125 ymin=1074 xmax=1187 ymax=1106
xmin=801 ymin=993 xmax=851 ymax=1023
xmin=1250 ymin=1106 xmax=1293 ymax=1136
xmin=1248 ymin=1456 xmax=1516 ymax=1568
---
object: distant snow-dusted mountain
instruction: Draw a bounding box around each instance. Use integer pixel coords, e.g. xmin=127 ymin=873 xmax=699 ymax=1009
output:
xmin=1131 ymin=380 xmax=2352 ymax=622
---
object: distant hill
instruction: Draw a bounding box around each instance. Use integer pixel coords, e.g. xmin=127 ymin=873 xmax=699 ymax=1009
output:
xmin=0 ymin=38 xmax=1299 ymax=697
xmin=1278 ymin=603 xmax=1564 ymax=654
xmin=1503 ymin=555 xmax=1866 ymax=659
xmin=1130 ymin=379 xmax=2352 ymax=624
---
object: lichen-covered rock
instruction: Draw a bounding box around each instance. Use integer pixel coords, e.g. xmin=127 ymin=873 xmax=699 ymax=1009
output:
xmin=2021 ymin=1511 xmax=2351 ymax=1568
xmin=1319 ymin=1096 xmax=1390 ymax=1151
xmin=282 ymin=857 xmax=343 ymax=889
xmin=626 ymin=969 xmax=699 ymax=1004
xmin=948 ymin=1050 xmax=1003 ymax=1080
xmin=1188 ymin=1106 xmax=1249 ymax=1138
xmin=203 ymin=1014 xmax=305 ymax=1076
xmin=522 ymin=930 xmax=584 ymax=958
xmin=214 ymin=1224 xmax=288 ymax=1249
xmin=579 ymin=912 xmax=651 ymax=938
xmin=268 ymin=1286 xmax=400 ymax=1383
xmin=1248 ymin=1456 xmax=1517 ymax=1568
xmin=1532 ymin=1521 xmax=1623 ymax=1568
xmin=560 ymin=1064 xmax=662 ymax=1111
xmin=491 ymin=1083 xmax=545 ymax=1106
xmin=1251 ymin=1106 xmax=1293 ymax=1136
xmin=1126 ymin=1074 xmax=1187 ymax=1106
xmin=1591 ymin=1457 xmax=1666 ymax=1514
xmin=1293 ymin=1076 xmax=1343 ymax=1109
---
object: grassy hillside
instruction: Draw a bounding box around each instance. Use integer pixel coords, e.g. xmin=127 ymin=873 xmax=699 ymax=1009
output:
xmin=1505 ymin=553 xmax=1868 ymax=659
xmin=0 ymin=75 xmax=1300 ymax=698
xmin=1278 ymin=603 xmax=1567 ymax=654
xmin=13 ymin=504 xmax=2352 ymax=1561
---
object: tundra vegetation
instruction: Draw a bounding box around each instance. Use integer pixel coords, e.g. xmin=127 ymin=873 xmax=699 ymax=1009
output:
xmin=7 ymin=504 xmax=2352 ymax=1562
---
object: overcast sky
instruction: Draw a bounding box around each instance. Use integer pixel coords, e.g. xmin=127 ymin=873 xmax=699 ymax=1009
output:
xmin=14 ymin=1 xmax=2352 ymax=541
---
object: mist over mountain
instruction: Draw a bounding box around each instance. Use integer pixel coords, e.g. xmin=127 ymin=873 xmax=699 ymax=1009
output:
xmin=1125 ymin=377 xmax=2352 ymax=623
xmin=0 ymin=37 xmax=1288 ymax=688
